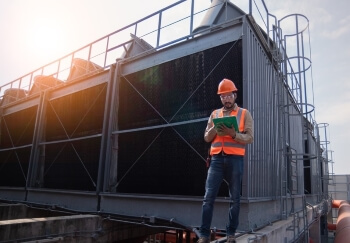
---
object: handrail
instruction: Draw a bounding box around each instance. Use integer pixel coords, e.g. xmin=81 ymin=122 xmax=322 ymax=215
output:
xmin=0 ymin=0 xmax=189 ymax=99
xmin=0 ymin=0 xmax=316 ymax=130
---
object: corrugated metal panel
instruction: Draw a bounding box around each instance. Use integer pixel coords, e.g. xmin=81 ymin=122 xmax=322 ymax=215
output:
xmin=309 ymin=133 xmax=322 ymax=197
xmin=244 ymin=22 xmax=281 ymax=198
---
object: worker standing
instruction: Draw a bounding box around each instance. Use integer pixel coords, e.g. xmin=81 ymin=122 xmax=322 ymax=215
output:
xmin=197 ymin=79 xmax=254 ymax=243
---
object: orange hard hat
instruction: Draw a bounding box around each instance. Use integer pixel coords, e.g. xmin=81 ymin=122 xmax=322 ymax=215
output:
xmin=217 ymin=79 xmax=238 ymax=94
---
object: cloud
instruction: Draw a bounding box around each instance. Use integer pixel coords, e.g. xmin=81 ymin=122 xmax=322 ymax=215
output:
xmin=316 ymin=11 xmax=350 ymax=39
xmin=323 ymin=25 xmax=350 ymax=39
xmin=309 ymin=7 xmax=332 ymax=24
xmin=339 ymin=15 xmax=350 ymax=25
xmin=316 ymin=94 xmax=350 ymax=126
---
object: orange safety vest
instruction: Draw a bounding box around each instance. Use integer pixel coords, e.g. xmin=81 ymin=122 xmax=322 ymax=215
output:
xmin=210 ymin=107 xmax=246 ymax=156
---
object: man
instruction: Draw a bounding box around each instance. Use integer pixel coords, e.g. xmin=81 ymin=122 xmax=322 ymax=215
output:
xmin=198 ymin=79 xmax=254 ymax=243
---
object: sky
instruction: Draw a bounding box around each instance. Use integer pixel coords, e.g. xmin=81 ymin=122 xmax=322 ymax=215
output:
xmin=0 ymin=0 xmax=349 ymax=175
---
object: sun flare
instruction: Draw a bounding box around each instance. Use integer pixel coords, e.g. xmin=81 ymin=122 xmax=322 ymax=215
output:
xmin=26 ymin=18 xmax=64 ymax=60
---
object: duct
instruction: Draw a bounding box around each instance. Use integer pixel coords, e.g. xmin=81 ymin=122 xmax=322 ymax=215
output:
xmin=29 ymin=75 xmax=64 ymax=95
xmin=67 ymin=58 xmax=103 ymax=81
xmin=192 ymin=0 xmax=245 ymax=34
xmin=329 ymin=200 xmax=350 ymax=243
xmin=0 ymin=88 xmax=27 ymax=106
xmin=120 ymin=33 xmax=155 ymax=59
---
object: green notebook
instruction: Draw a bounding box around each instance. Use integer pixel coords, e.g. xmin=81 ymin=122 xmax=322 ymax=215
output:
xmin=213 ymin=116 xmax=239 ymax=132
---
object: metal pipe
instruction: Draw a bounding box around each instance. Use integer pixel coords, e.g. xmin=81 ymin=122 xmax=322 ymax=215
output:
xmin=190 ymin=0 xmax=194 ymax=35
xmin=331 ymin=200 xmax=350 ymax=243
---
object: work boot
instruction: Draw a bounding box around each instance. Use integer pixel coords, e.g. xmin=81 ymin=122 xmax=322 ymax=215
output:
xmin=227 ymin=235 xmax=236 ymax=243
xmin=197 ymin=237 xmax=210 ymax=243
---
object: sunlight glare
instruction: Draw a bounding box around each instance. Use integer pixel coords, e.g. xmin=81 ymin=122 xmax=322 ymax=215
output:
xmin=26 ymin=17 xmax=64 ymax=61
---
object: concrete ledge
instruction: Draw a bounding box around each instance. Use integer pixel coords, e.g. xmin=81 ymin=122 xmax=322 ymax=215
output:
xmin=230 ymin=205 xmax=319 ymax=243
xmin=0 ymin=214 xmax=100 ymax=242
xmin=235 ymin=217 xmax=295 ymax=242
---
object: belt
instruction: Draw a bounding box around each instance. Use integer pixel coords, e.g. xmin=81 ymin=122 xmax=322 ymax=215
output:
xmin=212 ymin=151 xmax=232 ymax=156
xmin=213 ymin=151 xmax=243 ymax=157
xmin=221 ymin=151 xmax=230 ymax=156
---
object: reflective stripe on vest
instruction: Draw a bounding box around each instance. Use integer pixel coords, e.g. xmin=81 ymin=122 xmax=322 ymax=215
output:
xmin=210 ymin=107 xmax=246 ymax=156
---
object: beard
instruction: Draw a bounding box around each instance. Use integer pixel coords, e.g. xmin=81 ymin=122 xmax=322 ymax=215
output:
xmin=224 ymin=102 xmax=233 ymax=109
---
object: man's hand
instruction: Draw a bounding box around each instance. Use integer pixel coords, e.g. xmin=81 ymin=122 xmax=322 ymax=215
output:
xmin=215 ymin=124 xmax=236 ymax=138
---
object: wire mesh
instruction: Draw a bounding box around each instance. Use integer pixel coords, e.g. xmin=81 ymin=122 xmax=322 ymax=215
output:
xmin=45 ymin=84 xmax=107 ymax=141
xmin=41 ymin=84 xmax=107 ymax=190
xmin=116 ymin=40 xmax=243 ymax=196
xmin=43 ymin=138 xmax=100 ymax=191
xmin=0 ymin=107 xmax=36 ymax=187
xmin=0 ymin=148 xmax=30 ymax=187
xmin=0 ymin=107 xmax=37 ymax=147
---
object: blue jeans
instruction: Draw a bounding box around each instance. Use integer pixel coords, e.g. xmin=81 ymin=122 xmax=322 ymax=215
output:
xmin=199 ymin=154 xmax=244 ymax=237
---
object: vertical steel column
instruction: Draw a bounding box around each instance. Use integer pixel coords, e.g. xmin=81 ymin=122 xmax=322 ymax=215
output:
xmin=98 ymin=62 xmax=120 ymax=194
xmin=105 ymin=62 xmax=120 ymax=193
xmin=241 ymin=16 xmax=250 ymax=198
xmin=96 ymin=65 xmax=117 ymax=203
xmin=26 ymin=90 xmax=48 ymax=192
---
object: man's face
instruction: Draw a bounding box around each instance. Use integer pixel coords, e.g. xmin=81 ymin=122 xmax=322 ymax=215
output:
xmin=220 ymin=92 xmax=235 ymax=109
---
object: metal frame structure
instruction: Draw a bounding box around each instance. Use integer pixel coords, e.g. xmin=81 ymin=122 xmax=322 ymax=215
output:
xmin=0 ymin=0 xmax=333 ymax=239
